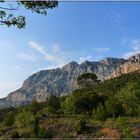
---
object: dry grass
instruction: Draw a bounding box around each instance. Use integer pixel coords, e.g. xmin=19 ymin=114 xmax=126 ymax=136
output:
xmin=40 ymin=117 xmax=140 ymax=138
xmin=100 ymin=127 xmax=120 ymax=138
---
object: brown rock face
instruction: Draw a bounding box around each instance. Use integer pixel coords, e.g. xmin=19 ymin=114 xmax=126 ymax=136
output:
xmin=107 ymin=54 xmax=140 ymax=79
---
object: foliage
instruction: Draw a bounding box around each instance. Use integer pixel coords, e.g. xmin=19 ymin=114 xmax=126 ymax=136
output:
xmin=62 ymin=89 xmax=103 ymax=117
xmin=32 ymin=116 xmax=39 ymax=137
xmin=37 ymin=127 xmax=47 ymax=138
xmin=15 ymin=109 xmax=35 ymax=137
xmin=0 ymin=1 xmax=58 ymax=28
xmin=115 ymin=116 xmax=127 ymax=130
xmin=46 ymin=94 xmax=61 ymax=115
xmin=74 ymin=91 xmax=100 ymax=116
xmin=1 ymin=71 xmax=140 ymax=138
xmin=37 ymin=127 xmax=55 ymax=138
xmin=93 ymin=103 xmax=107 ymax=121
xmin=30 ymin=99 xmax=40 ymax=115
xmin=136 ymin=105 xmax=140 ymax=116
xmin=7 ymin=130 xmax=19 ymax=138
xmin=0 ymin=107 xmax=15 ymax=122
xmin=61 ymin=95 xmax=75 ymax=115
xmin=76 ymin=116 xmax=87 ymax=134
xmin=117 ymin=82 xmax=140 ymax=116
xmin=122 ymin=127 xmax=133 ymax=138
xmin=3 ymin=111 xmax=15 ymax=127
xmin=46 ymin=128 xmax=55 ymax=138
xmin=105 ymin=98 xmax=125 ymax=118
xmin=77 ymin=73 xmax=99 ymax=88
xmin=95 ymin=71 xmax=140 ymax=97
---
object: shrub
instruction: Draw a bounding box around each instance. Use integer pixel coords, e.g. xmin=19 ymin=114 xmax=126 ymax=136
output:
xmin=15 ymin=110 xmax=35 ymax=137
xmin=46 ymin=128 xmax=55 ymax=138
xmin=136 ymin=105 xmax=140 ymax=116
xmin=93 ymin=103 xmax=107 ymax=121
xmin=3 ymin=111 xmax=15 ymax=126
xmin=123 ymin=127 xmax=133 ymax=138
xmin=76 ymin=117 xmax=87 ymax=134
xmin=31 ymin=116 xmax=39 ymax=137
xmin=115 ymin=116 xmax=127 ymax=130
xmin=7 ymin=130 xmax=20 ymax=138
xmin=38 ymin=127 xmax=55 ymax=138
xmin=37 ymin=127 xmax=47 ymax=138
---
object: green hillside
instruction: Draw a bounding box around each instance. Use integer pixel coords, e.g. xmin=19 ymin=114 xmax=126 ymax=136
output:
xmin=1 ymin=71 xmax=140 ymax=138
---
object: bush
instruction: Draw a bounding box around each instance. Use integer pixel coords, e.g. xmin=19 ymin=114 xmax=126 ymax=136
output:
xmin=76 ymin=117 xmax=87 ymax=134
xmin=3 ymin=111 xmax=15 ymax=126
xmin=115 ymin=116 xmax=127 ymax=130
xmin=105 ymin=98 xmax=125 ymax=118
xmin=93 ymin=104 xmax=107 ymax=121
xmin=37 ymin=127 xmax=47 ymax=138
xmin=136 ymin=105 xmax=140 ymax=116
xmin=31 ymin=116 xmax=39 ymax=137
xmin=15 ymin=110 xmax=35 ymax=137
xmin=46 ymin=128 xmax=55 ymax=138
xmin=123 ymin=127 xmax=133 ymax=138
xmin=7 ymin=130 xmax=20 ymax=138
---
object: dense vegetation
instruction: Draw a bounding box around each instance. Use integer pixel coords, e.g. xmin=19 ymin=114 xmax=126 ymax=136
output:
xmin=1 ymin=71 xmax=140 ymax=138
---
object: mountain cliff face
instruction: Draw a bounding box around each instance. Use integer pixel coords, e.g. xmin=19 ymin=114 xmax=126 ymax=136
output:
xmin=1 ymin=54 xmax=140 ymax=108
xmin=107 ymin=54 xmax=140 ymax=79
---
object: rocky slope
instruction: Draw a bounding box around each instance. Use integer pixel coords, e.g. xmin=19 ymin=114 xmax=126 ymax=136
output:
xmin=1 ymin=54 xmax=140 ymax=108
xmin=107 ymin=54 xmax=140 ymax=79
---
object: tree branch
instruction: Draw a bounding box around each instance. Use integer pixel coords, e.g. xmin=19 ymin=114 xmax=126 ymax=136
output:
xmin=0 ymin=20 xmax=5 ymax=25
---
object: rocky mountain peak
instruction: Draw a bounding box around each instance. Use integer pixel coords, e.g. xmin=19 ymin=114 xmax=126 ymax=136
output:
xmin=100 ymin=57 xmax=126 ymax=66
xmin=63 ymin=61 xmax=79 ymax=69
xmin=81 ymin=60 xmax=97 ymax=66
xmin=128 ymin=53 xmax=140 ymax=63
xmin=106 ymin=53 xmax=140 ymax=80
xmin=0 ymin=54 xmax=140 ymax=108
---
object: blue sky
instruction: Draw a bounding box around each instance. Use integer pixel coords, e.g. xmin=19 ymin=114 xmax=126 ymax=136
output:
xmin=1 ymin=2 xmax=140 ymax=98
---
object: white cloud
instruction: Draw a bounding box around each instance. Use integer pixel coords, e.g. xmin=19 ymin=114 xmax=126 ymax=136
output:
xmin=19 ymin=53 xmax=37 ymax=62
xmin=92 ymin=47 xmax=110 ymax=52
xmin=0 ymin=82 xmax=20 ymax=98
xmin=29 ymin=41 xmax=45 ymax=54
xmin=122 ymin=38 xmax=140 ymax=58
xmin=14 ymin=66 xmax=22 ymax=70
xmin=41 ymin=64 xmax=64 ymax=70
xmin=52 ymin=44 xmax=60 ymax=52
xmin=79 ymin=55 xmax=92 ymax=63
xmin=130 ymin=39 xmax=140 ymax=51
xmin=123 ymin=51 xmax=140 ymax=59
xmin=94 ymin=55 xmax=104 ymax=61
xmin=29 ymin=41 xmax=64 ymax=64
xmin=0 ymin=82 xmax=17 ymax=89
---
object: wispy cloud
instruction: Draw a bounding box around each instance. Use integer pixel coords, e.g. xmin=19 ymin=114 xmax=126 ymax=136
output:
xmin=52 ymin=44 xmax=60 ymax=52
xmin=79 ymin=55 xmax=92 ymax=63
xmin=130 ymin=39 xmax=140 ymax=51
xmin=122 ymin=38 xmax=140 ymax=58
xmin=41 ymin=64 xmax=64 ymax=70
xmin=14 ymin=66 xmax=22 ymax=70
xmin=29 ymin=41 xmax=64 ymax=64
xmin=0 ymin=82 xmax=17 ymax=89
xmin=123 ymin=51 xmax=140 ymax=59
xmin=19 ymin=53 xmax=37 ymax=62
xmin=113 ymin=13 xmax=127 ymax=32
xmin=92 ymin=47 xmax=110 ymax=53
xmin=0 ymin=82 xmax=20 ymax=98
